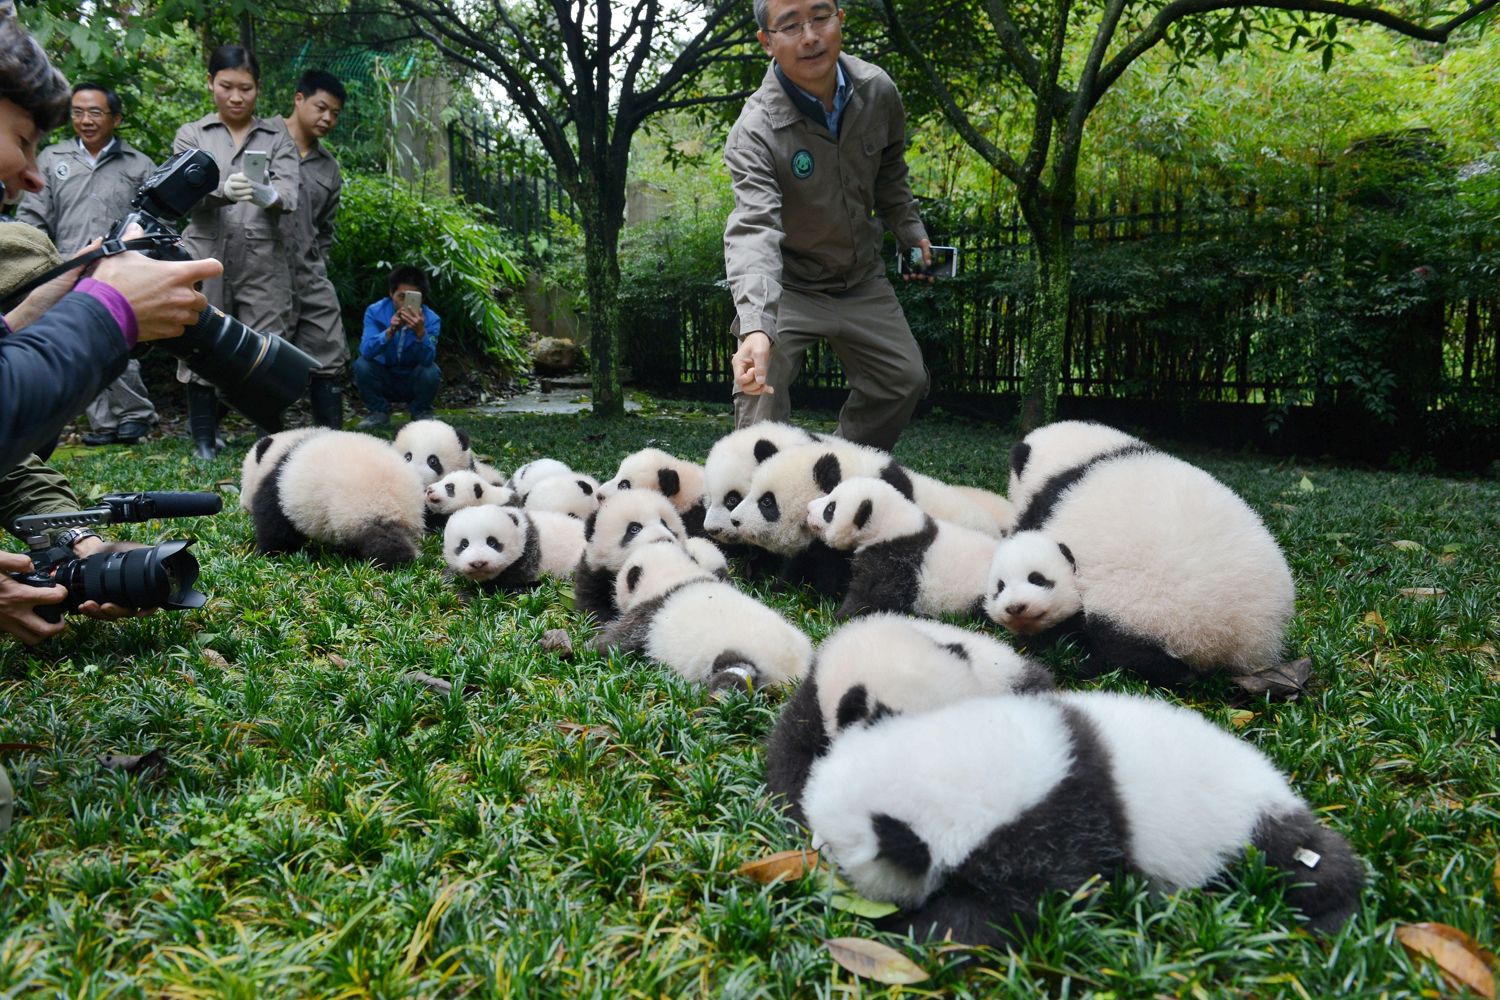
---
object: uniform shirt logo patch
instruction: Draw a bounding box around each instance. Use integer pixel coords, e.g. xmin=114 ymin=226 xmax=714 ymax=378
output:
xmin=54 ymin=162 xmax=70 ymax=180
xmin=791 ymin=149 xmax=814 ymax=179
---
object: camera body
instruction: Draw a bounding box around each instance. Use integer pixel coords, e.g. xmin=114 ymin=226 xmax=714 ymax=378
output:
xmin=104 ymin=149 xmax=319 ymax=430
xmin=9 ymin=492 xmax=221 ymax=623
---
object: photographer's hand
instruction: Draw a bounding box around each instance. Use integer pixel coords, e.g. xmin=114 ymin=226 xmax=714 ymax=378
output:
xmin=0 ymin=552 xmax=67 ymax=645
xmin=902 ymin=239 xmax=936 ymax=285
xmin=90 ymin=224 xmax=223 ymax=343
xmin=3 ymin=239 xmax=102 ymax=331
xmin=732 ymin=331 xmax=774 ymax=396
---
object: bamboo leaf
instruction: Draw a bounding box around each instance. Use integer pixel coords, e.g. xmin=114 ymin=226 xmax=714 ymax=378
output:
xmin=825 ymin=937 xmax=929 ymax=984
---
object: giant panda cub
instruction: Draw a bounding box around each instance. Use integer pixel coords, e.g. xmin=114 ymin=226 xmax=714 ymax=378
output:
xmin=443 ymin=504 xmax=584 ymax=589
xmin=808 ymin=477 xmax=1002 ymax=620
xmin=240 ymin=427 xmax=327 ymax=512
xmin=802 ymin=691 xmax=1365 ymax=947
xmin=249 ymin=430 xmax=425 ymax=566
xmin=601 ymin=448 xmax=709 ymax=537
xmin=425 ymin=469 xmax=517 ymax=531
xmin=702 ymin=421 xmax=824 ymax=543
xmin=506 ymin=458 xmax=572 ymax=499
xmin=573 ymin=491 xmax=688 ymax=622
xmin=766 ymin=614 xmax=1053 ymax=825
xmin=594 ymin=541 xmax=811 ymax=691
xmin=393 ymin=419 xmax=478 ymax=532
xmin=524 ymin=471 xmax=601 ymax=521
xmin=984 ymin=433 xmax=1296 ymax=687
xmin=1006 ymin=419 xmax=1150 ymax=530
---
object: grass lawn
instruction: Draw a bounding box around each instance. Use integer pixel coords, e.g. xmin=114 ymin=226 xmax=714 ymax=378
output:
xmin=1 ymin=401 xmax=1497 ymax=998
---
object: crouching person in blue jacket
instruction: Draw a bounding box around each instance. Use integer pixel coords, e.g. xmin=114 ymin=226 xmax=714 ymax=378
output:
xmin=353 ymin=264 xmax=441 ymax=429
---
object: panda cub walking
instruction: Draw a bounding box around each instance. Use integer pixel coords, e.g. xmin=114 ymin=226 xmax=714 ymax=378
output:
xmin=802 ymin=692 xmax=1365 ymax=947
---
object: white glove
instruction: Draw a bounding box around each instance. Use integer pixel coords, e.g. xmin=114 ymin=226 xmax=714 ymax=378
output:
xmin=247 ymin=181 xmax=280 ymax=209
xmin=223 ymin=172 xmax=254 ymax=203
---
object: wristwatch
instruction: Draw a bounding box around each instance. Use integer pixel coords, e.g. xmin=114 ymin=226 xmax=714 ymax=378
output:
xmin=56 ymin=527 xmax=101 ymax=550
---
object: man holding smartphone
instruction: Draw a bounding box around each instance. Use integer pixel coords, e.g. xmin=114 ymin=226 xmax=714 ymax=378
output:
xmin=724 ymin=0 xmax=934 ymax=451
xmin=354 ymin=265 xmax=441 ymax=428
xmin=281 ymin=70 xmax=349 ymax=429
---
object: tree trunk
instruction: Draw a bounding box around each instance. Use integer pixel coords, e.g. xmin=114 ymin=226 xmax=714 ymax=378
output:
xmin=1020 ymin=206 xmax=1071 ymax=431
xmin=581 ymin=192 xmax=624 ymax=418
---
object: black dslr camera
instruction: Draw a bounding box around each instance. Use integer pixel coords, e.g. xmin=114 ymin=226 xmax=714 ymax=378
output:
xmin=102 ymin=148 xmax=318 ymax=431
xmin=9 ymin=492 xmax=221 ymax=623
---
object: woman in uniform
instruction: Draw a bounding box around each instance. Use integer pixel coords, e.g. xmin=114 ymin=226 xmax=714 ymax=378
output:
xmin=173 ymin=44 xmax=298 ymax=458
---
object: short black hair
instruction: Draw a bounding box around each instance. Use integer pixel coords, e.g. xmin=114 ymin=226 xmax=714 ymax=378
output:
xmin=71 ymin=82 xmax=122 ymax=117
xmin=388 ymin=265 xmax=429 ymax=296
xmin=295 ymin=69 xmax=346 ymax=105
xmin=0 ymin=1 xmax=70 ymax=133
xmin=208 ymin=44 xmax=260 ymax=82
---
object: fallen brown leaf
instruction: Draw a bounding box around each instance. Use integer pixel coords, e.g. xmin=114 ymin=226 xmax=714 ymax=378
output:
xmin=406 ymin=672 xmax=480 ymax=699
xmin=556 ymin=721 xmax=617 ymax=740
xmin=1390 ymin=539 xmax=1425 ymax=552
xmin=0 ymin=742 xmax=46 ymax=753
xmin=201 ymin=648 xmax=229 ymax=667
xmin=540 ymin=629 xmax=574 ymax=657
xmin=1396 ymin=922 xmax=1496 ymax=999
xmin=329 ymin=654 xmax=349 ymax=669
xmin=1230 ymin=657 xmax=1312 ymax=701
xmin=1399 ymin=587 xmax=1446 ymax=599
xmin=1228 ymin=709 xmax=1256 ymax=729
xmin=825 ymin=937 xmax=929 ymax=985
xmin=1492 ymin=857 xmax=1499 ymax=897
xmin=737 ymin=849 xmax=819 ymax=884
xmin=1363 ymin=610 xmax=1387 ymax=631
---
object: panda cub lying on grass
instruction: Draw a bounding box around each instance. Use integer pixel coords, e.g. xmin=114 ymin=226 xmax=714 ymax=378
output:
xmin=802 ymin=692 xmax=1365 ymax=947
xmin=442 ymin=504 xmax=584 ymax=590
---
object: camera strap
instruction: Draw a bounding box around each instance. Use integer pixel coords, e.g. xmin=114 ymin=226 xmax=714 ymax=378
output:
xmin=0 ymin=235 xmax=180 ymax=314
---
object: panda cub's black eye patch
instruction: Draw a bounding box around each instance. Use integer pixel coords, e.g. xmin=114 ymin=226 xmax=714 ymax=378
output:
xmin=487 ymin=536 xmax=501 ymax=550
xmin=404 ymin=452 xmax=413 ymax=461
xmin=445 ymin=483 xmax=456 ymax=497
xmin=1028 ymin=572 xmax=1053 ymax=588
xmin=472 ymin=484 xmax=483 ymax=499
xmin=428 ymin=455 xmax=443 ymax=475
xmin=455 ymin=539 xmax=469 ymax=554
xmin=994 ymin=580 xmax=1006 ymax=594
xmin=724 ymin=491 xmax=742 ymax=510
xmin=757 ymin=492 xmax=780 ymax=522
xmin=618 ymin=479 xmax=631 ymax=490
xmin=822 ymin=500 xmax=836 ymax=523
xmin=625 ymin=521 xmax=642 ymax=538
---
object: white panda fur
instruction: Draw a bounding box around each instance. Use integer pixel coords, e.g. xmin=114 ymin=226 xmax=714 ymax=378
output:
xmin=801 ymin=692 xmax=1365 ymax=947
xmin=766 ymin=614 xmax=1053 ymax=825
xmin=426 ymin=470 xmax=516 ymax=519
xmin=250 ymin=430 xmax=424 ymax=566
xmin=443 ymin=504 xmax=584 ymax=588
xmin=393 ymin=419 xmax=474 ymax=487
xmin=985 ymin=439 xmax=1295 ymax=684
xmin=506 ymin=458 xmax=573 ymax=499
xmin=683 ymin=536 xmax=729 ymax=580
xmin=702 ymin=421 xmax=823 ymax=542
xmin=808 ymin=477 xmax=1001 ymax=620
xmin=594 ymin=541 xmax=811 ymax=691
xmin=240 ymin=427 xmax=327 ymax=512
xmin=1006 ymin=420 xmax=1145 ymax=522
xmin=523 ymin=472 xmax=601 ymax=520
xmin=573 ymin=491 xmax=688 ymax=622
xmin=473 ymin=460 xmax=507 ymax=488
xmin=600 ymin=447 xmax=709 ymax=537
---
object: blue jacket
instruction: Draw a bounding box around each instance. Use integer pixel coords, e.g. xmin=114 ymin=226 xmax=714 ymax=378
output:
xmin=359 ymin=297 xmax=441 ymax=369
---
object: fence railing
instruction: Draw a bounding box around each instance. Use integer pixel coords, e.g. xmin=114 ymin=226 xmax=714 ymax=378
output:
xmin=448 ymin=115 xmax=574 ymax=248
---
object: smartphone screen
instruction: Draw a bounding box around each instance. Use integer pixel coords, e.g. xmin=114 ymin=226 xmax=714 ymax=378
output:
xmin=896 ymin=245 xmax=959 ymax=278
xmin=241 ymin=150 xmax=269 ymax=185
xmin=403 ymin=291 xmax=423 ymax=315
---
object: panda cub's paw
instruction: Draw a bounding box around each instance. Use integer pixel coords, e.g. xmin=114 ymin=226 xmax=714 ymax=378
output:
xmin=709 ymin=658 xmax=757 ymax=696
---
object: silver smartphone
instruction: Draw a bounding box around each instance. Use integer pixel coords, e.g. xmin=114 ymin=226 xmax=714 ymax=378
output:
xmin=403 ymin=290 xmax=423 ymax=315
xmin=896 ymin=245 xmax=959 ymax=278
xmin=241 ymin=149 xmax=269 ymax=184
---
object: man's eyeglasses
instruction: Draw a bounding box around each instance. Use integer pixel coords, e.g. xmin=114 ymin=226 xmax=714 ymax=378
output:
xmin=69 ymin=108 xmax=110 ymax=121
xmin=764 ymin=11 xmax=839 ymax=37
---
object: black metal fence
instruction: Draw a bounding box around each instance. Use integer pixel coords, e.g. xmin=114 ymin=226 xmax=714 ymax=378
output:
xmin=448 ymin=115 xmax=574 ymax=247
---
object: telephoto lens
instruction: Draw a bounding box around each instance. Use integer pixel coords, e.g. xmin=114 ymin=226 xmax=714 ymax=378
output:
xmin=43 ymin=540 xmax=207 ymax=622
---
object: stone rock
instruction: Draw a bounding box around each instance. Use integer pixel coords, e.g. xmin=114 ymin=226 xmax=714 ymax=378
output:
xmin=532 ymin=337 xmax=578 ymax=374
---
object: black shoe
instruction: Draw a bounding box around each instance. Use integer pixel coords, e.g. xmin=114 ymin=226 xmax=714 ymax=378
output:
xmin=81 ymin=429 xmax=118 ymax=446
xmin=115 ymin=420 xmax=151 ymax=445
xmin=309 ymin=376 xmax=344 ymax=430
xmin=186 ymin=385 xmax=221 ymax=460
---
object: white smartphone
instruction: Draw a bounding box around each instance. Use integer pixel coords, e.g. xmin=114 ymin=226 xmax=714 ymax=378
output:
xmin=241 ymin=149 xmax=269 ymax=184
xmin=896 ymin=245 xmax=959 ymax=278
xmin=403 ymin=290 xmax=423 ymax=315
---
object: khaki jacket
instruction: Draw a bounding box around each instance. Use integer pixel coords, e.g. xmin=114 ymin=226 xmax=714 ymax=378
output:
xmin=16 ymin=138 xmax=155 ymax=254
xmin=280 ymin=125 xmax=342 ymax=286
xmin=723 ymin=54 xmax=927 ymax=342
xmin=172 ymin=114 xmax=298 ymax=255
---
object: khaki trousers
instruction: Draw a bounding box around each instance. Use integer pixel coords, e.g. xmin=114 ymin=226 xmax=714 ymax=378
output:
xmin=85 ymin=359 xmax=157 ymax=431
xmin=290 ymin=267 xmax=349 ymax=376
xmin=734 ymin=276 xmax=927 ymax=451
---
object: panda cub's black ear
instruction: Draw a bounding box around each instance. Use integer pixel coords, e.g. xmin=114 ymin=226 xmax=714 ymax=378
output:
xmin=813 ymin=454 xmax=842 ymax=495
xmin=507 ymin=510 xmax=520 ymax=525
xmin=872 ymin=813 xmax=933 ymax=879
xmin=625 ymin=565 xmax=642 ymax=592
xmin=1057 ymin=541 xmax=1076 ymax=568
xmin=853 ymin=499 xmax=873 ymax=530
xmin=1010 ymin=442 xmax=1032 ymax=479
xmin=657 ymin=468 xmax=680 ymax=497
xmin=753 ymin=439 xmax=779 ymax=463
xmin=456 ymin=428 xmax=471 ymax=451
xmin=578 ymin=479 xmax=594 ymax=496
xmin=583 ymin=509 xmax=599 ymax=541
xmin=253 ymin=436 xmax=275 ymax=463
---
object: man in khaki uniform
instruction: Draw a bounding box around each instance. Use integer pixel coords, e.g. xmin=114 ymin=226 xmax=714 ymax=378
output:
xmin=17 ymin=83 xmax=157 ymax=446
xmin=724 ymin=0 xmax=934 ymax=451
xmin=281 ymin=70 xmax=349 ymax=429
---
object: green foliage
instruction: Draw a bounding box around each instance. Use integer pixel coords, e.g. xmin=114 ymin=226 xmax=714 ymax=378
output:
xmin=1 ymin=410 xmax=1498 ymax=995
xmin=328 ymin=173 xmax=532 ymax=374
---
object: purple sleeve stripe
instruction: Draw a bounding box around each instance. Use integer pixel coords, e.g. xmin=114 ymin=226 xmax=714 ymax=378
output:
xmin=76 ymin=277 xmax=139 ymax=349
